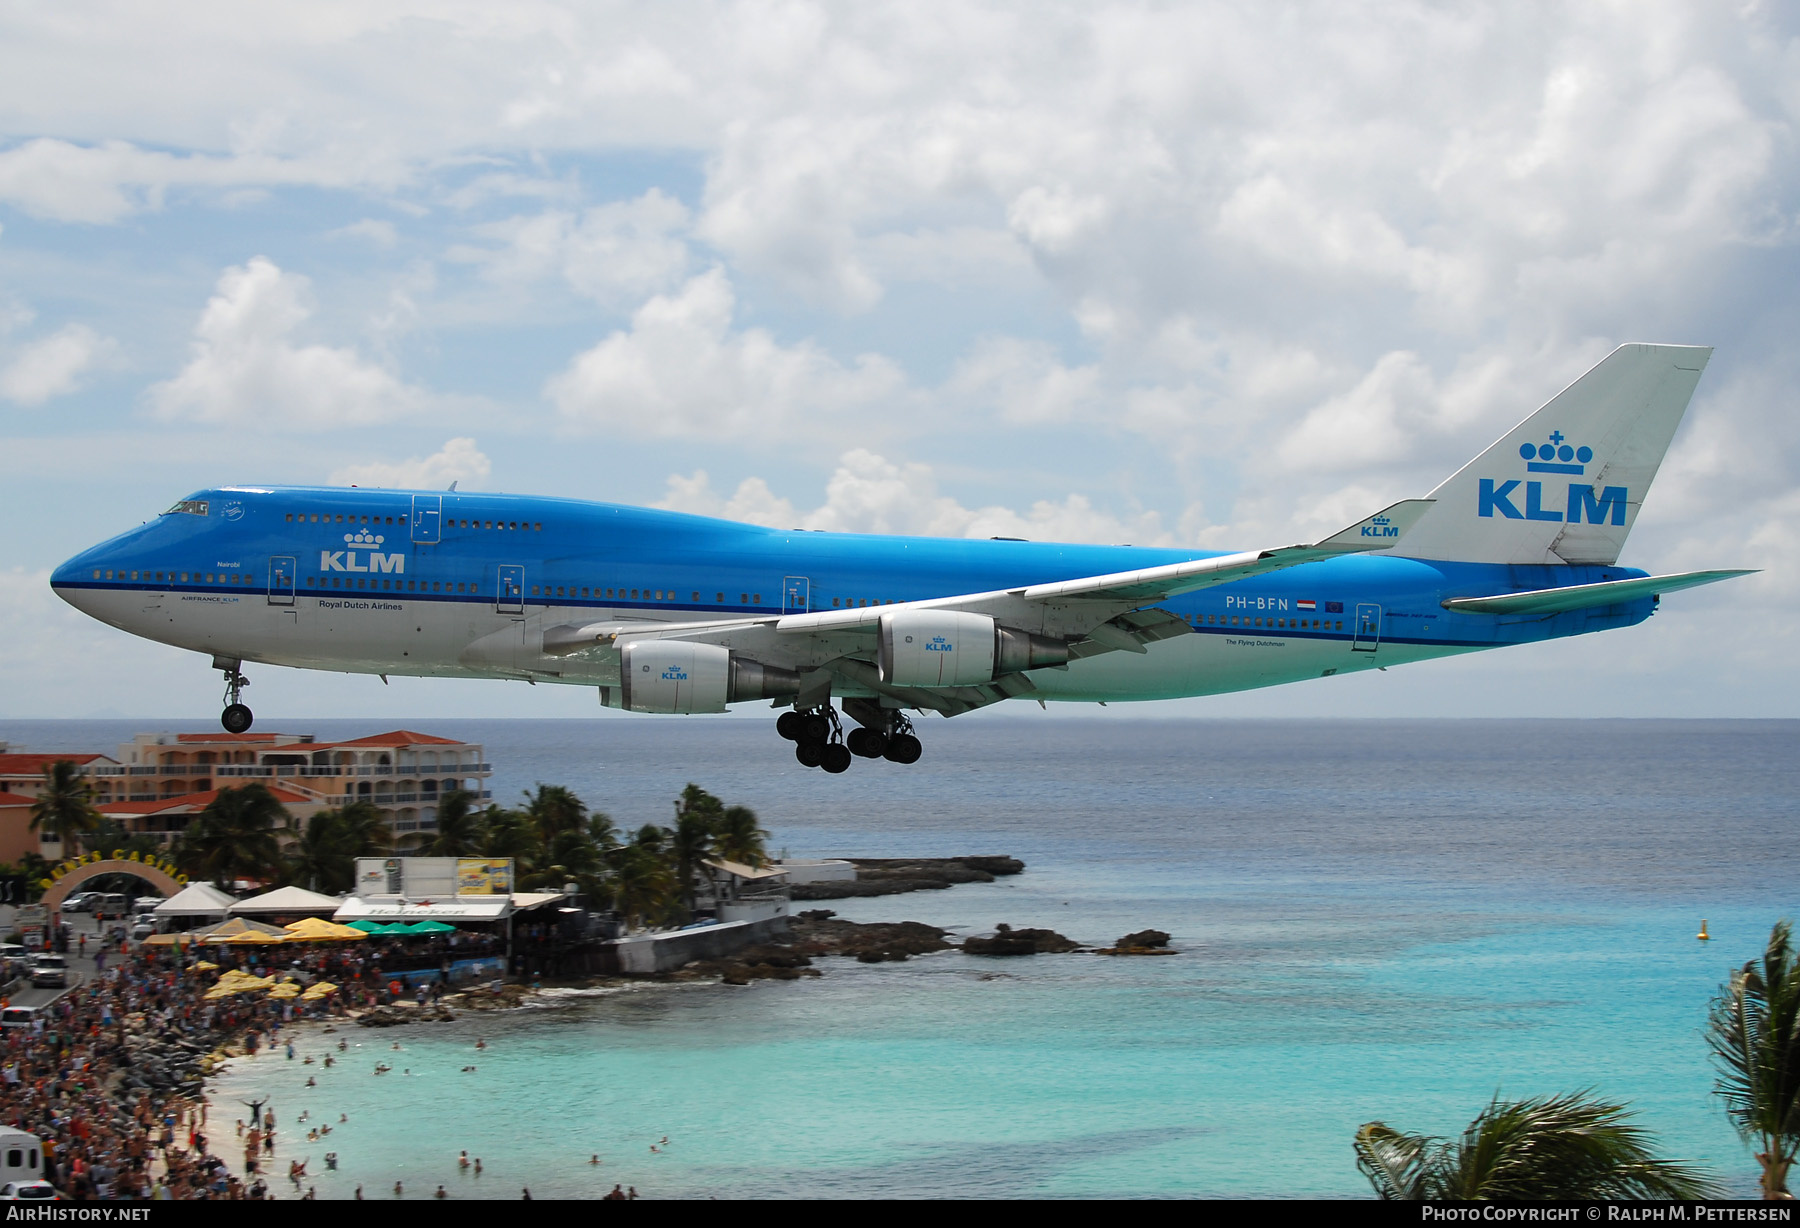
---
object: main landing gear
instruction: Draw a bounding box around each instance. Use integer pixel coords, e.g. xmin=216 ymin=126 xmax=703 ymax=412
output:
xmin=218 ymin=658 xmax=253 ymax=734
xmin=777 ymin=705 xmax=922 ymax=772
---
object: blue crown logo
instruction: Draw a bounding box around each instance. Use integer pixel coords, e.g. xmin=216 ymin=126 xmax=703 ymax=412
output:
xmin=1518 ymin=431 xmax=1593 ymax=475
xmin=1370 ymin=515 xmax=1391 ymax=526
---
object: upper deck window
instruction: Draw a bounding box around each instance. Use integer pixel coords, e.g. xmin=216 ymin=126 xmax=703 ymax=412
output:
xmin=163 ymin=500 xmax=209 ymax=517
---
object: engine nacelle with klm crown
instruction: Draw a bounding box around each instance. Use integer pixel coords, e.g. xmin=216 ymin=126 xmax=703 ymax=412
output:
xmin=878 ymin=610 xmax=1069 ymax=687
xmin=606 ymin=641 xmax=801 ymax=713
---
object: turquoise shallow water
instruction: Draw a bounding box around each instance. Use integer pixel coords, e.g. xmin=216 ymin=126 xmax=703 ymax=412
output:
xmin=6 ymin=717 xmax=1795 ymax=1198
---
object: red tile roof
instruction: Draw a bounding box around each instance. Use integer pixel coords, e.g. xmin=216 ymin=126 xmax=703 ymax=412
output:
xmin=0 ymin=754 xmax=110 ymax=774
xmin=98 ymin=786 xmax=314 ymax=815
xmin=331 ymin=731 xmax=465 ymax=747
xmin=173 ymin=733 xmax=288 ymax=744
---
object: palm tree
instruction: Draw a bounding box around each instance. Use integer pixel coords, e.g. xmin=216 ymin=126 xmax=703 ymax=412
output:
xmin=405 ymin=789 xmax=488 ymax=856
xmin=668 ymin=811 xmax=717 ymax=918
xmin=334 ymin=800 xmax=394 ymax=858
xmin=173 ymin=783 xmax=287 ymax=887
xmin=523 ymin=784 xmax=587 ymax=846
xmin=1355 ymin=1091 xmax=1717 ymax=1200
xmin=480 ymin=806 xmax=539 ymax=864
xmin=715 ymin=805 xmax=769 ymax=868
xmin=29 ymin=760 xmax=102 ymax=856
xmin=287 ymin=810 xmax=352 ymax=893
xmin=1708 ymin=919 xmax=1800 ymax=1199
xmin=609 ymin=842 xmax=677 ymax=930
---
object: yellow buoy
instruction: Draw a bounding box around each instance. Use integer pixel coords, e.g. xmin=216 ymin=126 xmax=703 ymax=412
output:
xmin=1698 ymin=920 xmax=1711 ymax=941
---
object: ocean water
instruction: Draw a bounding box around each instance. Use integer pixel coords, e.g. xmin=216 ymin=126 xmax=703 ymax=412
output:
xmin=4 ymin=717 xmax=1795 ymax=1199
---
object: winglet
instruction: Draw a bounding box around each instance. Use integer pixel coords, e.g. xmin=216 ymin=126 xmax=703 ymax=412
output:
xmin=1315 ymin=499 xmax=1436 ymax=553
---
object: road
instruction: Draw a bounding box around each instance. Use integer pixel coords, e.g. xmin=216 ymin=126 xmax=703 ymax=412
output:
xmin=3 ymin=907 xmax=114 ymax=1008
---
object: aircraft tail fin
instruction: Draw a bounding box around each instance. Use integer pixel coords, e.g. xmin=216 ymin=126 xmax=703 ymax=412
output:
xmin=1395 ymin=343 xmax=1711 ymax=566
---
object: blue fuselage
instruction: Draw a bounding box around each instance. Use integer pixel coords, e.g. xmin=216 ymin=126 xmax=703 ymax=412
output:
xmin=51 ymin=485 xmax=1655 ymax=705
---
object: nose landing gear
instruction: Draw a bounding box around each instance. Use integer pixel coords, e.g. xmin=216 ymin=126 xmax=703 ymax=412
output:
xmin=218 ymin=659 xmax=253 ymax=734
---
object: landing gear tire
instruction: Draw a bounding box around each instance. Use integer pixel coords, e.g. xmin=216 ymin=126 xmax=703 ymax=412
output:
xmin=795 ymin=740 xmax=826 ymax=768
xmin=219 ymin=662 xmax=253 ymax=733
xmin=846 ymin=727 xmax=887 ymax=758
xmin=884 ymin=733 xmax=922 ymax=765
xmin=821 ymin=743 xmax=852 ymax=774
xmin=776 ymin=711 xmax=803 ymax=741
xmin=799 ymin=712 xmax=831 ymax=743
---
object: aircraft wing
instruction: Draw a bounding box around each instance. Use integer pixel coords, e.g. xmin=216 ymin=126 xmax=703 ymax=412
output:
xmin=542 ymin=499 xmax=1433 ymax=681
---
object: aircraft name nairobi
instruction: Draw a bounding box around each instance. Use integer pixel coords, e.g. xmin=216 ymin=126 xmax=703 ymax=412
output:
xmin=319 ymin=550 xmax=406 ymax=574
xmin=1478 ymin=481 xmax=1628 ymax=525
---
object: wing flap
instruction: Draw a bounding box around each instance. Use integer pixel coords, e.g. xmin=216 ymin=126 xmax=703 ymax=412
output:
xmin=1441 ymin=569 xmax=1755 ymax=616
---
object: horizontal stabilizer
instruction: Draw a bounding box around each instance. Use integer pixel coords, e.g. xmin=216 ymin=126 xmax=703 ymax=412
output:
xmin=1441 ymin=569 xmax=1756 ymax=616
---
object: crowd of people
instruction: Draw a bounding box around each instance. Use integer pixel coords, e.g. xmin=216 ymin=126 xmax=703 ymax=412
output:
xmin=0 ymin=940 xmax=400 ymax=1199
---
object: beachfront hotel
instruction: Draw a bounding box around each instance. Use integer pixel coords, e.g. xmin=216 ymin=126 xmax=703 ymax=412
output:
xmin=0 ymin=730 xmax=492 ymax=853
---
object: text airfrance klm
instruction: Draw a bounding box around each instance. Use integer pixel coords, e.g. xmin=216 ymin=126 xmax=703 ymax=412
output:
xmin=319 ymin=551 xmax=406 ymax=574
xmin=1478 ymin=481 xmax=1629 ymax=525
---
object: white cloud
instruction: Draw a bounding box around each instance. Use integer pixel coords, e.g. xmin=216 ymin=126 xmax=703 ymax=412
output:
xmin=546 ymin=268 xmax=905 ymax=437
xmin=329 ymin=437 xmax=491 ymax=490
xmin=0 ymin=323 xmax=114 ymax=405
xmin=148 ymin=257 xmax=429 ymax=427
xmin=328 ymin=218 xmax=398 ymax=246
xmin=452 ymin=189 xmax=691 ymax=306
xmin=947 ymin=337 xmax=1101 ymax=425
xmin=659 ymin=449 xmax=1170 ymax=545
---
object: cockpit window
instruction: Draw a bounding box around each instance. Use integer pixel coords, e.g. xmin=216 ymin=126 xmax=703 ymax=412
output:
xmin=163 ymin=500 xmax=209 ymax=517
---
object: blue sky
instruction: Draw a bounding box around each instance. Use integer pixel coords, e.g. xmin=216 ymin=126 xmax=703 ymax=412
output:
xmin=2 ymin=2 xmax=1797 ymax=721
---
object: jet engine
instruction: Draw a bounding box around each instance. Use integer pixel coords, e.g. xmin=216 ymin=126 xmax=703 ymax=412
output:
xmin=878 ymin=610 xmax=1068 ymax=687
xmin=613 ymin=641 xmax=801 ymax=713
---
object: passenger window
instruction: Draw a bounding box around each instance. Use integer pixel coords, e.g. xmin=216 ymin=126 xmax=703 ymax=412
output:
xmin=716 ymin=592 xmax=724 ymax=603
xmin=6 ymin=1149 xmax=18 ymax=1167
xmin=753 ymin=594 xmax=761 ymax=605
xmin=285 ymin=513 xmax=293 ymax=522
xmin=833 ymin=598 xmax=840 ymax=607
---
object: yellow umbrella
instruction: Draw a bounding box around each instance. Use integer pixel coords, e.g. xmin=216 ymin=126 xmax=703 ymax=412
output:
xmin=194 ymin=960 xmax=219 ymax=971
xmin=283 ymin=917 xmax=368 ymax=942
xmin=300 ymin=981 xmax=338 ymax=1000
xmin=218 ymin=930 xmax=289 ymax=946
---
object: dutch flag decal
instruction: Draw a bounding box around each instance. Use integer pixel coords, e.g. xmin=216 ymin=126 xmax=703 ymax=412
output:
xmin=1296 ymin=599 xmax=1317 ymax=611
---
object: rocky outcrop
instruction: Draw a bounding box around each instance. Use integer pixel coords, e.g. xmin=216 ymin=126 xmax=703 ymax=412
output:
xmin=789 ymin=856 xmax=1025 ymax=900
xmin=960 ymin=923 xmax=1083 ymax=955
xmin=1095 ymin=929 xmax=1178 ymax=956
xmin=354 ymin=1003 xmax=457 ymax=1027
xmin=787 ymin=915 xmax=954 ymax=963
xmin=681 ymin=944 xmax=823 ymax=986
xmin=440 ymin=983 xmax=536 ymax=1011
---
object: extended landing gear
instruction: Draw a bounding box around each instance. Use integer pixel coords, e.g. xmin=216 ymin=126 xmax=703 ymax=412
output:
xmin=778 ymin=706 xmax=852 ymax=773
xmin=219 ymin=660 xmax=253 ymax=734
xmin=778 ymin=704 xmax=921 ymax=771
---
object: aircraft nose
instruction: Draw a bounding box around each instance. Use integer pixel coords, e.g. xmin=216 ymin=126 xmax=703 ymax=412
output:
xmin=51 ymin=545 xmax=110 ymax=615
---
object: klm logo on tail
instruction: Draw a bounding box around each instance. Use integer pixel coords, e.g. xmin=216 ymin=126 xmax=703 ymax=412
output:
xmin=320 ymin=529 xmax=407 ymax=574
xmin=1477 ymin=431 xmax=1627 ymax=525
xmin=1360 ymin=514 xmax=1399 ymax=539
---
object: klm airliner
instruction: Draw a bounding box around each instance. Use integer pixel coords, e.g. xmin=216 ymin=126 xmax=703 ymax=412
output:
xmin=53 ymin=343 xmax=1750 ymax=773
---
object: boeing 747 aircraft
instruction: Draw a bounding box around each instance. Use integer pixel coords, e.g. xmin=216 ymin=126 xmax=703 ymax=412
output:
xmin=53 ymin=343 xmax=1750 ymax=773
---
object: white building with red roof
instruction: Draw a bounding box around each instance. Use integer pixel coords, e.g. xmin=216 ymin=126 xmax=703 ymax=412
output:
xmin=0 ymin=731 xmax=491 ymax=853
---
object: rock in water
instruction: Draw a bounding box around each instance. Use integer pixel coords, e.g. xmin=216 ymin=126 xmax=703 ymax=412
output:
xmin=1118 ymin=929 xmax=1170 ymax=949
xmin=961 ymin=923 xmax=1083 ymax=955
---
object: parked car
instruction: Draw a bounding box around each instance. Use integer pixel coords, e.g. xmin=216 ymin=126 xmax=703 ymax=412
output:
xmin=0 ymin=1007 xmax=39 ymax=1031
xmin=59 ymin=893 xmax=95 ymax=914
xmin=89 ymin=894 xmax=129 ymax=921
xmin=132 ymin=896 xmax=164 ymax=914
xmin=129 ymin=917 xmax=156 ymax=941
xmin=0 ymin=1181 xmax=56 ymax=1200
xmin=0 ymin=944 xmax=25 ymax=972
xmin=29 ymin=956 xmax=66 ymax=989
